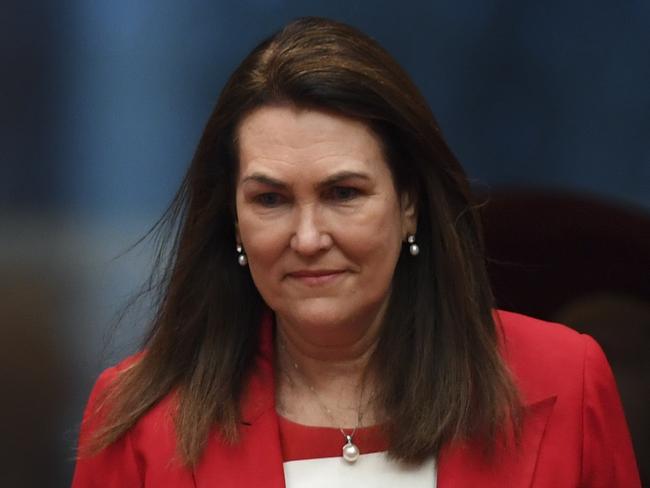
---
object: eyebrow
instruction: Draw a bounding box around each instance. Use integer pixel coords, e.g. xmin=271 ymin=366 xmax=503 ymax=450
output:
xmin=240 ymin=170 xmax=372 ymax=190
xmin=240 ymin=173 xmax=286 ymax=189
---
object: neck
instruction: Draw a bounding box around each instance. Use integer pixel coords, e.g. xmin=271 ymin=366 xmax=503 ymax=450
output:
xmin=274 ymin=306 xmax=384 ymax=388
xmin=273 ymin=308 xmax=385 ymax=427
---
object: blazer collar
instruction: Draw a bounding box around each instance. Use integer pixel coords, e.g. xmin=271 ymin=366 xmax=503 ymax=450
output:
xmin=194 ymin=311 xmax=558 ymax=488
xmin=437 ymin=395 xmax=557 ymax=488
xmin=435 ymin=310 xmax=558 ymax=487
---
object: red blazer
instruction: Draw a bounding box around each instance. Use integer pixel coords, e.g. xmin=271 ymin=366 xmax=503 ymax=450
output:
xmin=72 ymin=310 xmax=641 ymax=487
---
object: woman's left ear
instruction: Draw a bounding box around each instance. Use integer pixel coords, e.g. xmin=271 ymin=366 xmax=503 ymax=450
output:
xmin=400 ymin=192 xmax=417 ymax=236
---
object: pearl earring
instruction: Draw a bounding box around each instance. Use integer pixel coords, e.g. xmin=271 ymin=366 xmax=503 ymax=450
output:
xmin=236 ymin=244 xmax=248 ymax=266
xmin=407 ymin=234 xmax=419 ymax=256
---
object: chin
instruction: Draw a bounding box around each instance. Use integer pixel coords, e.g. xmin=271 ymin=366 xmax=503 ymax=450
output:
xmin=271 ymin=297 xmax=336 ymax=323
xmin=281 ymin=298 xmax=348 ymax=328
xmin=273 ymin=296 xmax=383 ymax=341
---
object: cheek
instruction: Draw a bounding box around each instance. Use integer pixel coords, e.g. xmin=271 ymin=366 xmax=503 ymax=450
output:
xmin=355 ymin=195 xmax=403 ymax=243
xmin=242 ymin=224 xmax=286 ymax=259
xmin=236 ymin=197 xmax=288 ymax=259
xmin=236 ymin=213 xmax=290 ymax=293
xmin=336 ymin=202 xmax=404 ymax=271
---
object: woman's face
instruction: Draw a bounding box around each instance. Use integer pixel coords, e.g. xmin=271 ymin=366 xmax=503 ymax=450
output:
xmin=235 ymin=105 xmax=416 ymax=342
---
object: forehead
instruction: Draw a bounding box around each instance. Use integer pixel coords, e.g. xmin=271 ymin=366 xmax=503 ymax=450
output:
xmin=235 ymin=105 xmax=391 ymax=181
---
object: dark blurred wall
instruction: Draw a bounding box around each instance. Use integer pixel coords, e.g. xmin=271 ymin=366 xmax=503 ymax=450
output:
xmin=2 ymin=1 xmax=648 ymax=486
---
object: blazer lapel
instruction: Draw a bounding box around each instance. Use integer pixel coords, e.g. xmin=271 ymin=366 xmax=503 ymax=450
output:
xmin=193 ymin=313 xmax=286 ymax=488
xmin=437 ymin=395 xmax=556 ymax=488
xmin=192 ymin=410 xmax=285 ymax=488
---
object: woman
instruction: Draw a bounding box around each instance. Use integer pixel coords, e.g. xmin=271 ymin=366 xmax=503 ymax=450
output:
xmin=72 ymin=17 xmax=640 ymax=487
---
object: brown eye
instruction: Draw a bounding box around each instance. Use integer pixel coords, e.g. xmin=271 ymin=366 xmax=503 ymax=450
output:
xmin=254 ymin=192 xmax=286 ymax=207
xmin=326 ymin=186 xmax=360 ymax=201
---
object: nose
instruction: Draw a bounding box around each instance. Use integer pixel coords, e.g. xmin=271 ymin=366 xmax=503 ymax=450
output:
xmin=289 ymin=204 xmax=333 ymax=255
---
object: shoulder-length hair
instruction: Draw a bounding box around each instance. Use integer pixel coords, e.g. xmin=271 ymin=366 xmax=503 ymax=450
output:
xmin=86 ymin=16 xmax=520 ymax=465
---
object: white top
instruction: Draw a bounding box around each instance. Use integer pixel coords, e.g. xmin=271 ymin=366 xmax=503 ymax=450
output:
xmin=283 ymin=452 xmax=437 ymax=488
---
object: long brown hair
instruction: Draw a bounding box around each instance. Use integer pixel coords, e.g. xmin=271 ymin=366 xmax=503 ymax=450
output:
xmin=84 ymin=16 xmax=520 ymax=465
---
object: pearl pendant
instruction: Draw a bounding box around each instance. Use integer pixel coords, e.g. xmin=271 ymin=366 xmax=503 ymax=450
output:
xmin=342 ymin=435 xmax=360 ymax=463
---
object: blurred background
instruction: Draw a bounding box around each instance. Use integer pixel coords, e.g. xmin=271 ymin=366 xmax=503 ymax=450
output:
xmin=1 ymin=0 xmax=648 ymax=486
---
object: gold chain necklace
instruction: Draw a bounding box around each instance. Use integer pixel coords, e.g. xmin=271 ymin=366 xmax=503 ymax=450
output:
xmin=277 ymin=337 xmax=371 ymax=463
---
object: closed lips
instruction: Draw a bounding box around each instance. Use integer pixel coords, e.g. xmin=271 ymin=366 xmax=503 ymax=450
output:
xmin=286 ymin=270 xmax=347 ymax=285
xmin=288 ymin=270 xmax=344 ymax=277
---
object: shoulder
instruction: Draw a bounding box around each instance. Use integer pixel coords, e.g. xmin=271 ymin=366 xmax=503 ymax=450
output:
xmin=494 ymin=310 xmax=641 ymax=485
xmin=90 ymin=354 xmax=141 ymax=392
xmin=81 ymin=353 xmax=176 ymax=441
xmin=494 ymin=309 xmax=603 ymax=404
xmin=76 ymin=353 xmax=148 ymax=458
xmin=495 ymin=308 xmax=586 ymax=357
xmin=78 ymin=354 xmax=145 ymax=430
xmin=72 ymin=355 xmax=144 ymax=487
xmin=73 ymin=354 xmax=189 ymax=487
xmin=79 ymin=354 xmax=143 ymax=426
